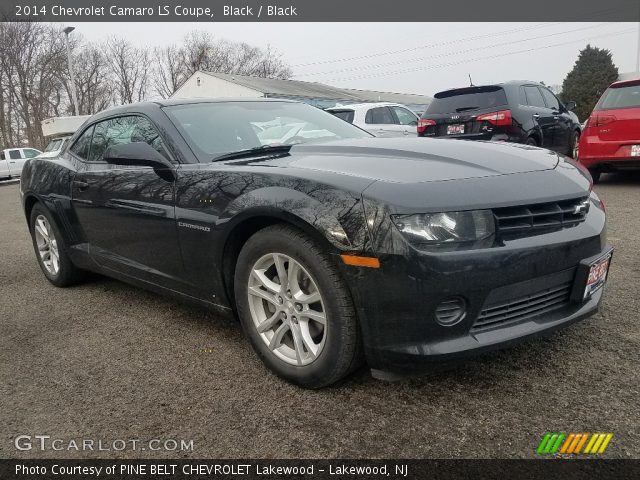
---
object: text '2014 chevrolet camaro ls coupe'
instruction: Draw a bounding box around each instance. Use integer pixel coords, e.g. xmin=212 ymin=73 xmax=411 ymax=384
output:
xmin=21 ymin=99 xmax=612 ymax=388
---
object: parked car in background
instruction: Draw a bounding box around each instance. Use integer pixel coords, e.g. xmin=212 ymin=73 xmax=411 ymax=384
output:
xmin=418 ymin=81 xmax=581 ymax=157
xmin=0 ymin=147 xmax=42 ymax=179
xmin=37 ymin=135 xmax=73 ymax=159
xmin=37 ymin=115 xmax=90 ymax=160
xmin=578 ymin=78 xmax=640 ymax=183
xmin=326 ymin=102 xmax=419 ymax=137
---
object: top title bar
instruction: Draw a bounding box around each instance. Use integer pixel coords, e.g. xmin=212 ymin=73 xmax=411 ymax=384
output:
xmin=0 ymin=0 xmax=639 ymax=22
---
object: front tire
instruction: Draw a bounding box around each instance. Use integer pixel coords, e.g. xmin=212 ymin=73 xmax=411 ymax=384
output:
xmin=526 ymin=136 xmax=538 ymax=147
xmin=29 ymin=203 xmax=84 ymax=287
xmin=589 ymin=168 xmax=601 ymax=184
xmin=234 ymin=225 xmax=362 ymax=388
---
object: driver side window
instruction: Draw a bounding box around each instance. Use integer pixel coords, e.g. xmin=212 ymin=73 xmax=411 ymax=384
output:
xmin=87 ymin=116 xmax=171 ymax=163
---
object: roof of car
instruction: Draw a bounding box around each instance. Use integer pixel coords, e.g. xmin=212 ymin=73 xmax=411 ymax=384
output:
xmin=609 ymin=78 xmax=640 ymax=88
xmin=434 ymin=80 xmax=542 ymax=95
xmin=84 ymin=98 xmax=301 ymax=121
xmin=326 ymin=102 xmax=408 ymax=111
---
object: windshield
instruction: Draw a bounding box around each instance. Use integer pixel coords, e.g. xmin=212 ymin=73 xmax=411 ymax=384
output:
xmin=596 ymin=83 xmax=640 ymax=110
xmin=164 ymin=101 xmax=371 ymax=161
xmin=44 ymin=138 xmax=64 ymax=152
xmin=425 ymin=86 xmax=507 ymax=115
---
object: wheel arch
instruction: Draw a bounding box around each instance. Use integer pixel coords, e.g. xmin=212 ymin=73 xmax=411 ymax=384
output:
xmin=219 ymin=208 xmax=344 ymax=313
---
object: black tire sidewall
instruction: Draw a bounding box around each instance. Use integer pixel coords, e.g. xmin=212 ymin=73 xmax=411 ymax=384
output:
xmin=234 ymin=227 xmax=357 ymax=387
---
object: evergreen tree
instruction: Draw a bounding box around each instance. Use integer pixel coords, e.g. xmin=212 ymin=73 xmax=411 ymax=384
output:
xmin=561 ymin=45 xmax=619 ymax=121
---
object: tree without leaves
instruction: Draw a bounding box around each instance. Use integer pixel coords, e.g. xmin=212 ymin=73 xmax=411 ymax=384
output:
xmin=561 ymin=44 xmax=619 ymax=122
xmin=105 ymin=37 xmax=150 ymax=105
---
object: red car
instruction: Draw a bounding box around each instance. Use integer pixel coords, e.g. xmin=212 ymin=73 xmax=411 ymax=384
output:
xmin=579 ymin=78 xmax=640 ymax=182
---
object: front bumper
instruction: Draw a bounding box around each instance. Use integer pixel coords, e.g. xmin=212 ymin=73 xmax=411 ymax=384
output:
xmin=341 ymin=197 xmax=609 ymax=372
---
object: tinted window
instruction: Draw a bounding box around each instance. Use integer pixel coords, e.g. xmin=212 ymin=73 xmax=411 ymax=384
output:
xmin=70 ymin=126 xmax=94 ymax=160
xmin=9 ymin=150 xmax=21 ymax=160
xmin=540 ymin=88 xmax=560 ymax=110
xmin=23 ymin=149 xmax=40 ymax=158
xmin=164 ymin=101 xmax=370 ymax=161
xmin=425 ymin=86 xmax=507 ymax=115
xmin=596 ymin=83 xmax=640 ymax=110
xmin=524 ymin=86 xmax=547 ymax=108
xmin=392 ymin=106 xmax=417 ymax=125
xmin=365 ymin=107 xmax=395 ymax=124
xmin=0 ymin=151 xmax=4 ymax=160
xmin=329 ymin=109 xmax=355 ymax=123
xmin=88 ymin=116 xmax=169 ymax=163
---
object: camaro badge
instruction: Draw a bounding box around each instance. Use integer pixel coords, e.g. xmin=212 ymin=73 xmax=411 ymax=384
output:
xmin=178 ymin=222 xmax=211 ymax=232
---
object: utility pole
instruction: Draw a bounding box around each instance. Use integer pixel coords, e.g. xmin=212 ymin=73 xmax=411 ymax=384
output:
xmin=63 ymin=26 xmax=80 ymax=116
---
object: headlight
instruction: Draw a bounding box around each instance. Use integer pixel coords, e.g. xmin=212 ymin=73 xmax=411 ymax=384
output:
xmin=391 ymin=210 xmax=495 ymax=249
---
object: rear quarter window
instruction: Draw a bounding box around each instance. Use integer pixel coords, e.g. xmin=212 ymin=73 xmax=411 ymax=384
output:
xmin=596 ymin=83 xmax=640 ymax=110
xmin=329 ymin=109 xmax=355 ymax=124
xmin=426 ymin=86 xmax=507 ymax=115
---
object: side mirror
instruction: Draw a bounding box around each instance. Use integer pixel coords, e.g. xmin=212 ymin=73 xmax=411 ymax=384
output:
xmin=104 ymin=142 xmax=173 ymax=170
xmin=565 ymin=101 xmax=576 ymax=112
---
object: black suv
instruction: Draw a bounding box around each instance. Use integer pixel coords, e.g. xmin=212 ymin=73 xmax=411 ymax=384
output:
xmin=418 ymin=81 xmax=581 ymax=157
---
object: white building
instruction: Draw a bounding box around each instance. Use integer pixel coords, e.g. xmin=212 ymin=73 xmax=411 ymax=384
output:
xmin=171 ymin=71 xmax=431 ymax=113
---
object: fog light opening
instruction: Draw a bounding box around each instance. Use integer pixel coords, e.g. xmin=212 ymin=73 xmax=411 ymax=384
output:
xmin=434 ymin=297 xmax=467 ymax=326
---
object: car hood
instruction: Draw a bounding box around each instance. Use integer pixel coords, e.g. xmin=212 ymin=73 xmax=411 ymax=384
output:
xmin=282 ymin=138 xmax=560 ymax=183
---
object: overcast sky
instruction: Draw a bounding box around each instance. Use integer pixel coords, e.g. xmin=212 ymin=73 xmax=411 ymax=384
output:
xmin=63 ymin=22 xmax=639 ymax=96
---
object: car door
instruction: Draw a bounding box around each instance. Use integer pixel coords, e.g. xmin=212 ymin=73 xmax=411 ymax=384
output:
xmin=391 ymin=106 xmax=419 ymax=137
xmin=540 ymin=87 xmax=571 ymax=155
xmin=70 ymin=115 xmax=185 ymax=287
xmin=523 ymin=85 xmax=555 ymax=149
xmin=364 ymin=106 xmax=401 ymax=137
xmin=5 ymin=149 xmax=25 ymax=176
xmin=0 ymin=150 xmax=9 ymax=177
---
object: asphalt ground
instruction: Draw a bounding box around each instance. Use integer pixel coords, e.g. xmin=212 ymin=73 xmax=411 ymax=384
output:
xmin=0 ymin=174 xmax=638 ymax=459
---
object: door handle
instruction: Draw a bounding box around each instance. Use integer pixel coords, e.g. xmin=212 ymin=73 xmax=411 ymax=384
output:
xmin=532 ymin=113 xmax=540 ymax=119
xmin=73 ymin=180 xmax=89 ymax=191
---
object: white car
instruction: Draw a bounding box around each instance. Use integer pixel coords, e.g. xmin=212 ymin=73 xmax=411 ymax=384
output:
xmin=36 ymin=135 xmax=73 ymax=159
xmin=0 ymin=147 xmax=42 ymax=179
xmin=326 ymin=102 xmax=419 ymax=138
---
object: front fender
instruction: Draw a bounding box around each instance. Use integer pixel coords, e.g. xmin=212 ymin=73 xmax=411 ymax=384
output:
xmin=220 ymin=186 xmax=367 ymax=252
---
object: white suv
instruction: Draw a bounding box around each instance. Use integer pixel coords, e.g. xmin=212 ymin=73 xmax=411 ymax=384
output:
xmin=326 ymin=102 xmax=419 ymax=138
xmin=1 ymin=147 xmax=42 ymax=179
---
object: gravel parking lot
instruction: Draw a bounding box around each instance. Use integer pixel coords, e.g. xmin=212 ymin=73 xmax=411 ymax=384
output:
xmin=1 ymin=175 xmax=638 ymax=459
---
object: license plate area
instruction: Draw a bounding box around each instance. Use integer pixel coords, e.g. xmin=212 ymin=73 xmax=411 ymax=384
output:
xmin=447 ymin=124 xmax=465 ymax=135
xmin=570 ymin=248 xmax=613 ymax=302
xmin=631 ymin=145 xmax=640 ymax=157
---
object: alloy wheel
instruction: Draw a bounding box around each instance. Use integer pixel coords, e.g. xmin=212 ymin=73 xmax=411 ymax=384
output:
xmin=247 ymin=253 xmax=327 ymax=366
xmin=34 ymin=214 xmax=60 ymax=275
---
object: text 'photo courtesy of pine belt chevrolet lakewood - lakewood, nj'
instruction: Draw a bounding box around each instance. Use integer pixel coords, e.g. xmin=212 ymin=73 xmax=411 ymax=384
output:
xmin=20 ymin=98 xmax=612 ymax=388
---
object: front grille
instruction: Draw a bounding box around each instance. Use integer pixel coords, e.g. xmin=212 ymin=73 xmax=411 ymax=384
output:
xmin=473 ymin=282 xmax=572 ymax=330
xmin=493 ymin=197 xmax=589 ymax=237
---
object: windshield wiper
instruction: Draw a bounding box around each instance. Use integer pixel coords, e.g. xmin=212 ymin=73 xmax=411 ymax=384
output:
xmin=211 ymin=144 xmax=292 ymax=162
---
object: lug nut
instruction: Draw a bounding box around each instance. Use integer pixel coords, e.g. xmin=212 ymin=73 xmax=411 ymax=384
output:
xmin=295 ymin=303 xmax=302 ymax=311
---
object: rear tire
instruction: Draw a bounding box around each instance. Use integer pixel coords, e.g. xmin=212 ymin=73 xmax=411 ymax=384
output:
xmin=29 ymin=203 xmax=84 ymax=287
xmin=526 ymin=136 xmax=538 ymax=147
xmin=234 ymin=224 xmax=362 ymax=388
xmin=589 ymin=169 xmax=601 ymax=184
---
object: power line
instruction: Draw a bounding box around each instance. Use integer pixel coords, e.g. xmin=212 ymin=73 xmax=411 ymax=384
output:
xmin=294 ymin=23 xmax=615 ymax=78
xmin=290 ymin=22 xmax=560 ymax=68
xmin=320 ymin=28 xmax=636 ymax=83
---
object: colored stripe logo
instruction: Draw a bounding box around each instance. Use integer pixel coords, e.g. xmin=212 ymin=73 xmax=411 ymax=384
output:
xmin=537 ymin=433 xmax=613 ymax=455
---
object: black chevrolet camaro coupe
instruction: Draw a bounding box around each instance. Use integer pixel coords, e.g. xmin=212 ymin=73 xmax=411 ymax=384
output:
xmin=21 ymin=99 xmax=612 ymax=388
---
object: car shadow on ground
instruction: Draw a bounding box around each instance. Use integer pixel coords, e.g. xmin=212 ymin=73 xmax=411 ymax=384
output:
xmin=598 ymin=171 xmax=640 ymax=185
xmin=74 ymin=272 xmax=586 ymax=395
